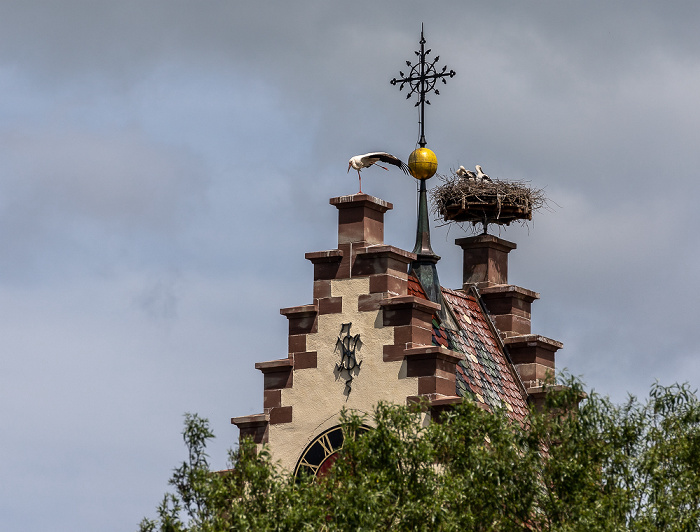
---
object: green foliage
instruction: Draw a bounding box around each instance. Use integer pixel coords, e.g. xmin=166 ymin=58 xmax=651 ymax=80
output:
xmin=140 ymin=380 xmax=700 ymax=531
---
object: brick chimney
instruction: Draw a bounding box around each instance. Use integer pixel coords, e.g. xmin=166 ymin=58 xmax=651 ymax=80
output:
xmin=456 ymin=234 xmax=562 ymax=396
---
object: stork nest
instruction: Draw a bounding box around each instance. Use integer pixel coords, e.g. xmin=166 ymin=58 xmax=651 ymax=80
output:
xmin=430 ymin=173 xmax=548 ymax=232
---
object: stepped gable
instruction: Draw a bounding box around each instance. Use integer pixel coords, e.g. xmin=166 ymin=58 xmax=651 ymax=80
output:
xmin=230 ymin=192 xmax=555 ymax=474
xmin=408 ymin=275 xmax=529 ymax=422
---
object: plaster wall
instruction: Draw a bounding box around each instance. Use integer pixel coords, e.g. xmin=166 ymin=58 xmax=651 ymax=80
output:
xmin=269 ymin=277 xmax=420 ymax=472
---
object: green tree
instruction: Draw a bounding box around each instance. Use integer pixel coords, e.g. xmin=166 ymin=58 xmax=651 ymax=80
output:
xmin=140 ymin=379 xmax=700 ymax=531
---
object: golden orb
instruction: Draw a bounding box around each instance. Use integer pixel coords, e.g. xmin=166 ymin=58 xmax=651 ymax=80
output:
xmin=408 ymin=148 xmax=438 ymax=180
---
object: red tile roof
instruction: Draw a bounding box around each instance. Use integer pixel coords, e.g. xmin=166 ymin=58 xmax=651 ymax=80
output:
xmin=408 ymin=274 xmax=429 ymax=299
xmin=408 ymin=275 xmax=529 ymax=422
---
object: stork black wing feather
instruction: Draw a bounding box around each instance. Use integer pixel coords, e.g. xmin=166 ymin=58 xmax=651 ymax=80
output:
xmin=375 ymin=153 xmax=411 ymax=175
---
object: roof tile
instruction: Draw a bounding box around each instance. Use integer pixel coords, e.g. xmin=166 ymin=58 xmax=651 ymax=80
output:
xmin=408 ymin=275 xmax=529 ymax=422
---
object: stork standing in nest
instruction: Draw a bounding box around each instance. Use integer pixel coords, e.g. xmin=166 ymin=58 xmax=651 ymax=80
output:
xmin=475 ymin=165 xmax=491 ymax=182
xmin=348 ymin=152 xmax=411 ymax=193
xmin=457 ymin=164 xmax=492 ymax=182
xmin=456 ymin=166 xmax=477 ymax=179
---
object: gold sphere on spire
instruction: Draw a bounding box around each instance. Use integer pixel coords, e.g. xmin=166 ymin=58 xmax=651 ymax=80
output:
xmin=408 ymin=148 xmax=438 ymax=180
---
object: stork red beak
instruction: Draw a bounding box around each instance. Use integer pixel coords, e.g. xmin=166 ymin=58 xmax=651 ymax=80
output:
xmin=347 ymin=163 xmax=351 ymax=173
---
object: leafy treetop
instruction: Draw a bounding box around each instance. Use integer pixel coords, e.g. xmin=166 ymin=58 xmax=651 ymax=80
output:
xmin=140 ymin=378 xmax=700 ymax=532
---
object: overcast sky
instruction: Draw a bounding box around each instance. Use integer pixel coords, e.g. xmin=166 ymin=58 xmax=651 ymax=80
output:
xmin=2 ymin=2 xmax=700 ymax=530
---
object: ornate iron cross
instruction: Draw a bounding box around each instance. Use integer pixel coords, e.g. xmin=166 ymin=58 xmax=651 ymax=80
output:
xmin=390 ymin=24 xmax=456 ymax=148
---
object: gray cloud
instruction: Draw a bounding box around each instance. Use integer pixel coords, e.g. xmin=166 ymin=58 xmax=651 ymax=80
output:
xmin=1 ymin=128 xmax=206 ymax=225
xmin=0 ymin=122 xmax=208 ymax=281
xmin=1 ymin=2 xmax=700 ymax=531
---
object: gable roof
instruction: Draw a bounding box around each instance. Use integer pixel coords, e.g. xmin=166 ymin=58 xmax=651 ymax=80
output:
xmin=408 ymin=275 xmax=530 ymax=422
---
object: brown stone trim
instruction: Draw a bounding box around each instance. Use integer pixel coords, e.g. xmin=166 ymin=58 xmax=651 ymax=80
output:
xmin=358 ymin=292 xmax=387 ymax=311
xmin=231 ymin=413 xmax=269 ymax=444
xmin=288 ymin=334 xmax=307 ymax=354
xmin=263 ymin=371 xmax=293 ymax=390
xmin=516 ymin=363 xmax=555 ymax=387
xmin=480 ymin=284 xmax=539 ymax=301
xmin=338 ymin=209 xmax=384 ymax=245
xmin=313 ymin=280 xmax=332 ymax=299
xmin=381 ymin=296 xmax=440 ymax=327
xmin=381 ymin=295 xmax=441 ymax=309
xmin=231 ymin=413 xmax=268 ymax=425
xmin=269 ymin=405 xmax=293 ymax=425
xmin=354 ymin=245 xmax=416 ymax=262
xmin=510 ymin=346 xmax=556 ymax=366
xmin=504 ymin=334 xmax=563 ymax=368
xmin=335 ymin=243 xmax=353 ymax=279
xmin=504 ymin=334 xmax=563 ymax=350
xmin=383 ymin=344 xmax=407 ymax=362
xmin=317 ymin=296 xmax=342 ymax=315
xmin=481 ymin=286 xmax=538 ymax=320
xmin=311 ymin=260 xmax=344 ymax=281
xmin=306 ymin=250 xmax=344 ymax=281
xmin=455 ymin=235 xmax=517 ymax=253
xmin=380 ymin=293 xmax=437 ymax=360
xmin=256 ymin=359 xmax=293 ymax=390
xmin=383 ymin=330 xmax=452 ymax=363
xmin=479 ymin=285 xmax=539 ymax=336
xmin=264 ymin=389 xmax=282 ymax=410
xmin=330 ymin=194 xmax=393 ymax=212
xmin=353 ymin=246 xmax=416 ymax=277
xmin=255 ymin=358 xmax=293 ymax=371
xmin=369 ymin=272 xmax=408 ymax=295
xmin=418 ymin=376 xmax=457 ymax=396
xmin=406 ymin=355 xmax=463 ymax=380
xmin=404 ymin=346 xmax=462 ymax=397
xmin=430 ymin=396 xmax=463 ymax=407
xmin=407 ymin=394 xmax=464 ymax=408
xmin=382 ymin=305 xmax=413 ymax=326
xmin=305 ymin=249 xmax=343 ymax=262
xmin=491 ymin=313 xmax=533 ymax=336
xmin=293 ymin=351 xmax=318 ymax=370
xmin=403 ymin=345 xmax=465 ymax=364
xmin=393 ymin=324 xmax=433 ymax=348
xmin=280 ymin=304 xmax=317 ymax=316
xmin=280 ymin=304 xmax=318 ymax=335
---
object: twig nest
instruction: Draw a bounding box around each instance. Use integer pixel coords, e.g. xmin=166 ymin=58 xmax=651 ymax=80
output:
xmin=431 ymin=172 xmax=547 ymax=230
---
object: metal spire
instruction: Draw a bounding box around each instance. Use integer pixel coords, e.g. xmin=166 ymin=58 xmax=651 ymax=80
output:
xmin=391 ymin=25 xmax=456 ymax=320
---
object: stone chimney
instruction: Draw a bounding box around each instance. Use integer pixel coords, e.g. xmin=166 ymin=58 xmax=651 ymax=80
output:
xmin=332 ymin=193 xmax=391 ymax=246
xmin=456 ymin=234 xmax=515 ymax=289
xmin=456 ymin=234 xmax=562 ymax=396
xmin=305 ymin=193 xmax=416 ymax=304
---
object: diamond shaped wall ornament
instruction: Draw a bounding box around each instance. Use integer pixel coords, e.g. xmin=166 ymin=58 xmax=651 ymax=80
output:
xmin=334 ymin=323 xmax=362 ymax=394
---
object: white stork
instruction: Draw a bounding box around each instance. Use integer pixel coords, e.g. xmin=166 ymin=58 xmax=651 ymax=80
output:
xmin=348 ymin=152 xmax=411 ymax=193
xmin=456 ymin=165 xmax=477 ymax=180
xmin=475 ymin=165 xmax=491 ymax=182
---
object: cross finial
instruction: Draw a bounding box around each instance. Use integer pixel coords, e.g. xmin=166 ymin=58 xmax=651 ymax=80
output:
xmin=390 ymin=24 xmax=456 ymax=147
